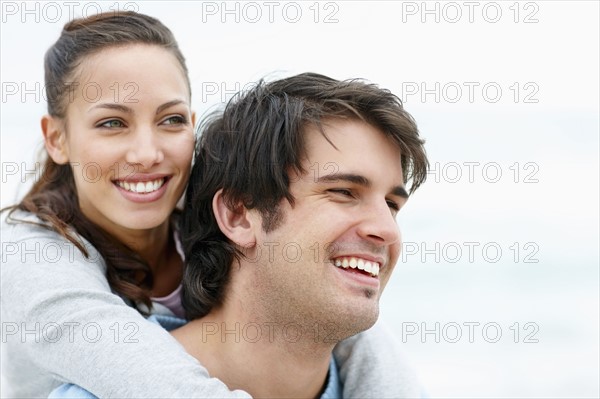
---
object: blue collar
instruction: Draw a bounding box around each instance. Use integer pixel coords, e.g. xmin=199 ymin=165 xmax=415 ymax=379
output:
xmin=321 ymin=356 xmax=343 ymax=398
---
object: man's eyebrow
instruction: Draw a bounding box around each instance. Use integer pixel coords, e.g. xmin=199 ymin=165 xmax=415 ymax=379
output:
xmin=317 ymin=173 xmax=371 ymax=187
xmin=391 ymin=186 xmax=409 ymax=199
xmin=317 ymin=173 xmax=409 ymax=198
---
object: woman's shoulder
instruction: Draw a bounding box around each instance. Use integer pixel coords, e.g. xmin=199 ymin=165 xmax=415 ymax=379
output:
xmin=3 ymin=209 xmax=56 ymax=234
xmin=1 ymin=209 xmax=105 ymax=271
xmin=2 ymin=209 xmax=82 ymax=242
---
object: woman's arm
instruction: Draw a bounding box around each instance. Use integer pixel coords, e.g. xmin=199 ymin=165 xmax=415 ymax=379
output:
xmin=1 ymin=218 xmax=250 ymax=398
xmin=2 ymin=216 xmax=419 ymax=397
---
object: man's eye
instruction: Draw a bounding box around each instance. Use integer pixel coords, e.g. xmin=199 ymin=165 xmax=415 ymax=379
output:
xmin=98 ymin=119 xmax=125 ymax=128
xmin=162 ymin=115 xmax=186 ymax=125
xmin=387 ymin=200 xmax=400 ymax=211
xmin=328 ymin=189 xmax=353 ymax=197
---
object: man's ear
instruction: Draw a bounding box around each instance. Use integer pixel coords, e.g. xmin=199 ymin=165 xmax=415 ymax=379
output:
xmin=41 ymin=115 xmax=69 ymax=164
xmin=213 ymin=189 xmax=257 ymax=248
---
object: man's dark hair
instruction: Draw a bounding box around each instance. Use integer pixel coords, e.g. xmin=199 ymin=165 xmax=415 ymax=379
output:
xmin=180 ymin=72 xmax=428 ymax=319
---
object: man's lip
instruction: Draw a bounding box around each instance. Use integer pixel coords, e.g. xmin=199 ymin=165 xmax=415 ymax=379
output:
xmin=112 ymin=173 xmax=171 ymax=182
xmin=332 ymin=261 xmax=381 ymax=287
xmin=330 ymin=253 xmax=386 ymax=268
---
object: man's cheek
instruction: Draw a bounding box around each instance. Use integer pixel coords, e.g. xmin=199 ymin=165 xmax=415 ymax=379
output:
xmin=379 ymin=264 xmax=396 ymax=293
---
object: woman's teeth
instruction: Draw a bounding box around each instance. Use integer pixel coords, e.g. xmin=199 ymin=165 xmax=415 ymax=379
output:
xmin=333 ymin=256 xmax=380 ymax=277
xmin=116 ymin=178 xmax=165 ymax=194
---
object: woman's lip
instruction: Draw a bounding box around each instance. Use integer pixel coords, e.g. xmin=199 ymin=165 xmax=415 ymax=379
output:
xmin=113 ymin=178 xmax=169 ymax=203
xmin=112 ymin=173 xmax=171 ymax=183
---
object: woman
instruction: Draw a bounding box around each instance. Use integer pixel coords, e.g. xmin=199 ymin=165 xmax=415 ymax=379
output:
xmin=1 ymin=11 xmax=420 ymax=398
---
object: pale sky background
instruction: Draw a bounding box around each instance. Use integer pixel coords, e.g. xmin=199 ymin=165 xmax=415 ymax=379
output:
xmin=1 ymin=1 xmax=599 ymax=397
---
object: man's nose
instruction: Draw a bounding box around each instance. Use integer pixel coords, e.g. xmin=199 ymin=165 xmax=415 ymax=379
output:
xmin=356 ymin=199 xmax=401 ymax=247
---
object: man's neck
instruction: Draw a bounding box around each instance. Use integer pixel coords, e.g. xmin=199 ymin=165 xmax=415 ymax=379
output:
xmin=172 ymin=308 xmax=333 ymax=398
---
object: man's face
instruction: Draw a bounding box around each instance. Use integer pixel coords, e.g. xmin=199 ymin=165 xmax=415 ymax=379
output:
xmin=247 ymin=118 xmax=407 ymax=339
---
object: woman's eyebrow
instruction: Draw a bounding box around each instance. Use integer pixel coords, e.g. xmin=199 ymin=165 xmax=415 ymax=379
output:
xmin=89 ymin=103 xmax=132 ymax=114
xmin=156 ymin=99 xmax=187 ymax=114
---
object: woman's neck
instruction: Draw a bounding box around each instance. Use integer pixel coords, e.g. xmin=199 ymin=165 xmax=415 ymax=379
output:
xmin=107 ymin=219 xmax=183 ymax=296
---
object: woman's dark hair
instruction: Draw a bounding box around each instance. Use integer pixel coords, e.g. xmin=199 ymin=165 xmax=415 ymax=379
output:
xmin=3 ymin=11 xmax=190 ymax=312
xmin=181 ymin=72 xmax=429 ymax=319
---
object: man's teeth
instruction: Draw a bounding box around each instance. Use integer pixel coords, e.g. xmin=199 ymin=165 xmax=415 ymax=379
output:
xmin=116 ymin=178 xmax=165 ymax=194
xmin=334 ymin=257 xmax=380 ymax=277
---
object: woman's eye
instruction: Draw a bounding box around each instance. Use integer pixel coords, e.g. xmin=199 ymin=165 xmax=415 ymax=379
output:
xmin=98 ymin=119 xmax=125 ymax=128
xmin=162 ymin=115 xmax=186 ymax=126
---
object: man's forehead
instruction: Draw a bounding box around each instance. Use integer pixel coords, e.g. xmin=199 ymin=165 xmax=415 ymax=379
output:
xmin=304 ymin=119 xmax=401 ymax=150
xmin=302 ymin=120 xmax=403 ymax=170
xmin=298 ymin=129 xmax=405 ymax=195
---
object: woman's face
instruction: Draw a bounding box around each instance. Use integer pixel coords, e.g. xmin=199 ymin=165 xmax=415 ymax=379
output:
xmin=56 ymin=44 xmax=194 ymax=237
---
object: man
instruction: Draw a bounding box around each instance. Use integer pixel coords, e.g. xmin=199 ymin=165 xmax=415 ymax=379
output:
xmin=49 ymin=73 xmax=428 ymax=398
xmin=176 ymin=72 xmax=428 ymax=398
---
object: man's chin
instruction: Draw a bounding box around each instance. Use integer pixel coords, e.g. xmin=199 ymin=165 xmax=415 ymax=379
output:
xmin=322 ymin=306 xmax=380 ymax=342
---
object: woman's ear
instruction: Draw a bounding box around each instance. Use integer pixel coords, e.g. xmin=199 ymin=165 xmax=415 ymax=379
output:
xmin=41 ymin=115 xmax=69 ymax=164
xmin=212 ymin=189 xmax=257 ymax=249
